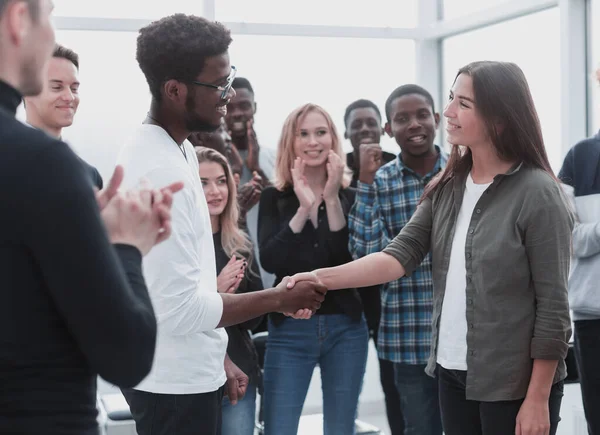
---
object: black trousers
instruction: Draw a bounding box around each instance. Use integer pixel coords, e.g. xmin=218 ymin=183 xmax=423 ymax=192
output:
xmin=122 ymin=387 xmax=224 ymax=435
xmin=574 ymin=319 xmax=600 ymax=435
xmin=438 ymin=365 xmax=563 ymax=435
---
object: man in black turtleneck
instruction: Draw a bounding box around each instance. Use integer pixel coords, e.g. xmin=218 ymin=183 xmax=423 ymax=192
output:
xmin=0 ymin=1 xmax=181 ymax=434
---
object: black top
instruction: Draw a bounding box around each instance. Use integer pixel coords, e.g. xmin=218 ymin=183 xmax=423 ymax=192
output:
xmin=80 ymin=158 xmax=103 ymax=190
xmin=345 ymin=150 xmax=396 ymax=337
xmin=258 ymin=186 xmax=363 ymax=326
xmin=0 ymin=80 xmax=157 ymax=434
xmin=213 ymin=231 xmax=264 ymax=387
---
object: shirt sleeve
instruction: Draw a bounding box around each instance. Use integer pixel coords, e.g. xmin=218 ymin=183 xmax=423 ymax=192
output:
xmin=258 ymin=187 xmax=306 ymax=275
xmin=140 ymin=167 xmax=224 ymax=335
xmin=525 ymin=182 xmax=573 ymax=360
xmin=382 ymin=196 xmax=433 ymax=276
xmin=348 ymin=179 xmax=393 ymax=260
xmin=21 ymin=142 xmax=156 ymax=389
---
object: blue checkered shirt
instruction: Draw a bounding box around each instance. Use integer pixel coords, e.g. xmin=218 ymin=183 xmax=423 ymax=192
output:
xmin=348 ymin=147 xmax=448 ymax=364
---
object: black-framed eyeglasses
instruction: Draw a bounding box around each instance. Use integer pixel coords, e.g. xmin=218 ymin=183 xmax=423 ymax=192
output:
xmin=191 ymin=66 xmax=237 ymax=100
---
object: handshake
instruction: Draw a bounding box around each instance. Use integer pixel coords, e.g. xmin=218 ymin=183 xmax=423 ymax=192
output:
xmin=274 ymin=272 xmax=327 ymax=320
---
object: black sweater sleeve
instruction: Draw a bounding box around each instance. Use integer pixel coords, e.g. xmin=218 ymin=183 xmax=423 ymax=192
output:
xmin=20 ymin=143 xmax=157 ymax=388
xmin=258 ymin=186 xmax=304 ymax=275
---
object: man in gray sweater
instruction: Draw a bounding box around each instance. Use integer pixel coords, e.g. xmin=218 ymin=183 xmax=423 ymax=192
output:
xmin=559 ymin=133 xmax=600 ymax=435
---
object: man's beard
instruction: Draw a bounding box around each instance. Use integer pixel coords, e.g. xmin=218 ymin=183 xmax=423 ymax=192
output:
xmin=19 ymin=60 xmax=44 ymax=97
xmin=184 ymin=93 xmax=221 ymax=133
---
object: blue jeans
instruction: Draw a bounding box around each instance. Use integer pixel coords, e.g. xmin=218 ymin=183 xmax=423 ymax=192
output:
xmin=221 ymin=382 xmax=257 ymax=435
xmin=394 ymin=363 xmax=442 ymax=435
xmin=263 ymin=314 xmax=369 ymax=435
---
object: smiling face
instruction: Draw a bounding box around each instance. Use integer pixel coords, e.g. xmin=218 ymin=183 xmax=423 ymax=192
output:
xmin=24 ymin=56 xmax=80 ymax=132
xmin=293 ymin=110 xmax=333 ymax=167
xmin=184 ymin=53 xmax=236 ymax=133
xmin=225 ymin=87 xmax=255 ymax=139
xmin=444 ymin=73 xmax=489 ymax=149
xmin=345 ymin=107 xmax=383 ymax=150
xmin=199 ymin=161 xmax=229 ymax=217
xmin=385 ymin=93 xmax=439 ymax=157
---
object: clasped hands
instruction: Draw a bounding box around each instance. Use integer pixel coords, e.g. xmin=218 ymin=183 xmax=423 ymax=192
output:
xmin=278 ymin=271 xmax=327 ymax=320
xmin=96 ymin=165 xmax=183 ymax=255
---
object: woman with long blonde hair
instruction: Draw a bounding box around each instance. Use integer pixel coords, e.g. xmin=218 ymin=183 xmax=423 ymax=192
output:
xmin=195 ymin=147 xmax=263 ymax=435
xmin=257 ymin=103 xmax=368 ymax=435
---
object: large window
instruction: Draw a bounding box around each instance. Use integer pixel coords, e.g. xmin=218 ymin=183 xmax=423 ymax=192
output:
xmin=442 ymin=8 xmax=562 ymax=171
xmin=51 ymin=30 xmax=150 ymax=179
xmin=50 ymin=31 xmax=414 ymax=179
xmin=443 ymin=0 xmax=517 ymax=20
xmin=590 ymin=0 xmax=600 ymax=134
xmin=52 ymin=0 xmax=204 ymax=19
xmin=216 ymin=0 xmax=417 ymax=28
xmin=227 ymin=35 xmax=415 ymax=155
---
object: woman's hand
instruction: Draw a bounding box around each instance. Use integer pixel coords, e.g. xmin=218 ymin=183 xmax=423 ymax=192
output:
xmin=322 ymin=151 xmax=344 ymax=202
xmin=217 ymin=256 xmax=246 ymax=293
xmin=291 ymin=157 xmax=316 ymax=210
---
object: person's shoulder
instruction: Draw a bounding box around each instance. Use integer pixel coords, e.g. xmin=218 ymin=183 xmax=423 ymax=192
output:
xmin=0 ymin=115 xmax=59 ymax=150
xmin=262 ymin=185 xmax=283 ymax=199
xmin=569 ymin=134 xmax=600 ymax=154
xmin=376 ymin=156 xmax=400 ymax=178
xmin=340 ymin=186 xmax=356 ymax=203
xmin=519 ymin=167 xmax=564 ymax=199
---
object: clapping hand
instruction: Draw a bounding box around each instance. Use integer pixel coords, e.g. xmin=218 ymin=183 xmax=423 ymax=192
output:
xmin=322 ymin=151 xmax=344 ymax=202
xmin=217 ymin=256 xmax=246 ymax=294
xmin=97 ymin=165 xmax=184 ymax=255
xmin=291 ymin=157 xmax=316 ymax=210
xmin=246 ymin=119 xmax=261 ymax=173
xmin=237 ymin=171 xmax=263 ymax=215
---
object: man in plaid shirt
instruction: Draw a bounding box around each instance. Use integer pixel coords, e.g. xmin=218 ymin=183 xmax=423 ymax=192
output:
xmin=349 ymin=84 xmax=447 ymax=435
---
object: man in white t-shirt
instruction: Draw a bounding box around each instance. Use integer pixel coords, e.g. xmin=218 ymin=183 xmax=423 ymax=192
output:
xmin=117 ymin=15 xmax=326 ymax=435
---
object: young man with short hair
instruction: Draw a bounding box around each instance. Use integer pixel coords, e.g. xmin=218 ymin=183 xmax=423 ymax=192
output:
xmin=117 ymin=15 xmax=326 ymax=435
xmin=344 ymin=98 xmax=403 ymax=435
xmin=24 ymin=43 xmax=103 ymax=188
xmin=348 ymin=85 xmax=447 ymax=435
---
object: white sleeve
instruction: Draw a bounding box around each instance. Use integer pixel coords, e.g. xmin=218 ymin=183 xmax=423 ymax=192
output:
xmin=563 ymin=184 xmax=600 ymax=259
xmin=141 ymin=167 xmax=223 ymax=335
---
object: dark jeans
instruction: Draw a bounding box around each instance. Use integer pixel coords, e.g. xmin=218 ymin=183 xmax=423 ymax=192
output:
xmin=438 ymin=365 xmax=563 ymax=435
xmin=394 ymin=363 xmax=442 ymax=435
xmin=574 ymin=319 xmax=600 ymax=435
xmin=122 ymin=387 xmax=224 ymax=435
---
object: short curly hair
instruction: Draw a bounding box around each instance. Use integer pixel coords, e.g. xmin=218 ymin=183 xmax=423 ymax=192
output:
xmin=136 ymin=14 xmax=232 ymax=102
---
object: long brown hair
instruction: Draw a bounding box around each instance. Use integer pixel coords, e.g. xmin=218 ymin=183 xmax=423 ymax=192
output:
xmin=423 ymin=61 xmax=557 ymax=198
xmin=274 ymin=103 xmax=351 ymax=191
xmin=195 ymin=147 xmax=254 ymax=264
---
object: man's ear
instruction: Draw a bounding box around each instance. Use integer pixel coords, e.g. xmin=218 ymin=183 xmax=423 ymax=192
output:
xmin=163 ymin=79 xmax=187 ymax=104
xmin=344 ymin=130 xmax=349 ymax=140
xmin=434 ymin=112 xmax=441 ymax=129
xmin=384 ymin=122 xmax=393 ymax=137
xmin=6 ymin=1 xmax=32 ymax=46
xmin=253 ymin=101 xmax=257 ymax=115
